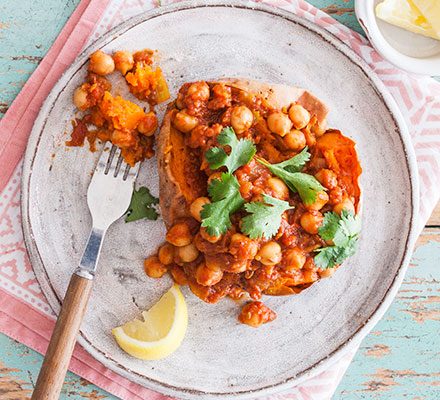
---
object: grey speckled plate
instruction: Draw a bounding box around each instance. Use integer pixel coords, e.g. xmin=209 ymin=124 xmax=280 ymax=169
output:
xmin=21 ymin=1 xmax=419 ymax=399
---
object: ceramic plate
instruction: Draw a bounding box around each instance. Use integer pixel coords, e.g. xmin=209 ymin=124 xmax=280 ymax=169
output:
xmin=22 ymin=1 xmax=419 ymax=399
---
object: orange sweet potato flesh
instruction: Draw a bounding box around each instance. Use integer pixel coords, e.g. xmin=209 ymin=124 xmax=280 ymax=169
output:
xmin=158 ymin=109 xmax=206 ymax=227
xmin=316 ymin=129 xmax=362 ymax=212
xmin=99 ymin=91 xmax=145 ymax=132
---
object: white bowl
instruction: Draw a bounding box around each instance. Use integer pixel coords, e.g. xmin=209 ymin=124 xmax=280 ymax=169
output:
xmin=355 ymin=0 xmax=440 ymax=75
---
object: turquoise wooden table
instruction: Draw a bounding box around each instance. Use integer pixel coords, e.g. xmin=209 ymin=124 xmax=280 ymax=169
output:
xmin=0 ymin=1 xmax=439 ymax=399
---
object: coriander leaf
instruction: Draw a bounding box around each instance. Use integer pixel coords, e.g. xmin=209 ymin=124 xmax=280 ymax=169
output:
xmin=315 ymin=210 xmax=361 ymax=269
xmin=272 ymin=147 xmax=311 ymax=173
xmin=205 ymin=127 xmax=256 ymax=173
xmin=125 ymin=186 xmax=159 ymax=222
xmin=201 ymin=173 xmax=244 ymax=236
xmin=334 ymin=210 xmax=362 ymax=246
xmin=287 ymin=173 xmax=325 ymax=205
xmin=317 ymin=212 xmax=341 ymax=241
xmin=256 ymin=155 xmax=324 ymax=205
xmin=314 ymin=236 xmax=358 ymax=269
xmin=241 ymin=194 xmax=293 ymax=239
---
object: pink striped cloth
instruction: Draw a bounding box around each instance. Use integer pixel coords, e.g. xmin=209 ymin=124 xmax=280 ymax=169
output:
xmin=0 ymin=1 xmax=439 ymax=399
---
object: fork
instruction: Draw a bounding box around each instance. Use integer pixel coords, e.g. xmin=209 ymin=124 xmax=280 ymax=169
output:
xmin=31 ymin=143 xmax=139 ymax=400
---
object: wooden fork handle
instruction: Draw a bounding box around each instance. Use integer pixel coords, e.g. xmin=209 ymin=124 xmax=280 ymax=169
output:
xmin=31 ymin=273 xmax=93 ymax=400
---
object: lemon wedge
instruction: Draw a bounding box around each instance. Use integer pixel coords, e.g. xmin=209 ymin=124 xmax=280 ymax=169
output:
xmin=376 ymin=0 xmax=440 ymax=40
xmin=112 ymin=284 xmax=188 ymax=360
xmin=412 ymin=0 xmax=440 ymax=36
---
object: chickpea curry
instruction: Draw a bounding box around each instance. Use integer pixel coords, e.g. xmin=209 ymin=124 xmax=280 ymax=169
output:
xmin=67 ymin=49 xmax=170 ymax=165
xmin=145 ymin=80 xmax=362 ymax=328
xmin=68 ymin=53 xmax=362 ymax=328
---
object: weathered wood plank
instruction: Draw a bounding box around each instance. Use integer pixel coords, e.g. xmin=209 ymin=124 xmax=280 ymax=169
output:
xmin=335 ymin=237 xmax=440 ymax=399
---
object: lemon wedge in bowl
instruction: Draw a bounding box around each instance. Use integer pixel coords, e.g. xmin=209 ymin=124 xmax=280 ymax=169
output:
xmin=112 ymin=284 xmax=188 ymax=360
xmin=376 ymin=0 xmax=440 ymax=40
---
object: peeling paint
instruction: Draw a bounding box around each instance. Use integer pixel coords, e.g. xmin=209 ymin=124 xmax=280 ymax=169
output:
xmin=78 ymin=390 xmax=107 ymax=399
xmin=362 ymin=369 xmax=440 ymax=393
xmin=0 ymin=362 xmax=32 ymax=399
xmin=365 ymin=344 xmax=391 ymax=358
xmin=11 ymin=55 xmax=43 ymax=63
xmin=322 ymin=5 xmax=354 ymax=15
xmin=402 ymin=295 xmax=440 ymax=323
xmin=0 ymin=102 xmax=9 ymax=114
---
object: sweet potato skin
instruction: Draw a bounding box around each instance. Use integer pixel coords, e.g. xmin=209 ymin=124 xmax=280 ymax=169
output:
xmin=158 ymin=106 xmax=192 ymax=227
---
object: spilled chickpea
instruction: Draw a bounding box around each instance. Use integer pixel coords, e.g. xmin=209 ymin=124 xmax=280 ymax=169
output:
xmin=67 ymin=48 xmax=170 ymax=165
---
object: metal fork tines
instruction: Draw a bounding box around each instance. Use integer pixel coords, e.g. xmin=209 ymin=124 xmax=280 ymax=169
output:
xmin=76 ymin=143 xmax=140 ymax=278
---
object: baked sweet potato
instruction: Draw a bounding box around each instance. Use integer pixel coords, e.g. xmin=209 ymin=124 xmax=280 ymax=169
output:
xmin=152 ymin=79 xmax=362 ymax=325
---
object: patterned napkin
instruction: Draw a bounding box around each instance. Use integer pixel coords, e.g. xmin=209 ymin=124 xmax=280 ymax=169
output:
xmin=0 ymin=1 xmax=439 ymax=399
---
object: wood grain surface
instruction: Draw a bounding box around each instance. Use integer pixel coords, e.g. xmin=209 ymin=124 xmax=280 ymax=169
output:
xmin=0 ymin=1 xmax=438 ymax=399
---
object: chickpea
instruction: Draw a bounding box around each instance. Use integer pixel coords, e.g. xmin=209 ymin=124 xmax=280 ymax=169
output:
xmin=229 ymin=233 xmax=259 ymax=260
xmin=255 ymin=241 xmax=282 ymax=266
xmin=333 ymin=198 xmax=355 ymax=215
xmin=73 ymin=86 xmax=89 ymax=111
xmin=329 ymin=187 xmax=343 ymax=205
xmin=283 ymin=129 xmax=306 ymax=151
xmin=195 ymin=263 xmax=223 ymax=286
xmin=300 ymin=211 xmax=324 ymax=234
xmin=112 ymin=50 xmax=134 ymax=75
xmin=143 ymin=256 xmax=167 ymax=278
xmin=169 ymin=265 xmax=188 ymax=285
xmin=88 ymin=50 xmax=115 ymax=76
xmin=319 ymin=267 xmax=335 ymax=278
xmin=283 ymin=247 xmax=306 ymax=271
xmin=187 ymin=81 xmax=210 ymax=101
xmin=111 ymin=129 xmax=135 ymax=148
xmin=267 ymin=177 xmax=289 ymax=200
xmin=312 ymin=121 xmax=326 ymax=137
xmin=267 ymin=112 xmax=292 ymax=137
xmin=228 ymin=260 xmax=249 ymax=273
xmin=177 ymin=243 xmax=199 ymax=263
xmin=315 ymin=169 xmax=338 ymax=189
xmin=158 ymin=243 xmax=174 ymax=265
xmin=200 ymin=227 xmax=221 ymax=243
xmin=176 ymin=94 xmax=185 ymax=110
xmin=238 ymin=301 xmax=277 ymax=327
xmin=207 ymin=172 xmax=223 ymax=185
xmin=166 ymin=222 xmax=193 ymax=247
xmin=305 ymin=190 xmax=329 ymax=211
xmin=230 ymin=105 xmax=254 ymax=134
xmin=205 ymin=255 xmax=223 ymax=270
xmin=137 ymin=112 xmax=158 ymax=136
xmin=190 ymin=197 xmax=210 ymax=222
xmin=288 ymin=104 xmax=310 ymax=130
xmin=172 ymin=110 xmax=199 ymax=133
xmin=303 ymin=269 xmax=319 ymax=283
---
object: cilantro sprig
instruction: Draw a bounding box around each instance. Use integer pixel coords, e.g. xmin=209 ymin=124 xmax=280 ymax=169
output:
xmin=241 ymin=194 xmax=292 ymax=239
xmin=314 ymin=210 xmax=361 ymax=269
xmin=200 ymin=173 xmax=245 ymax=236
xmin=256 ymin=148 xmax=325 ymax=205
xmin=125 ymin=186 xmax=159 ymax=222
xmin=205 ymin=127 xmax=256 ymax=173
